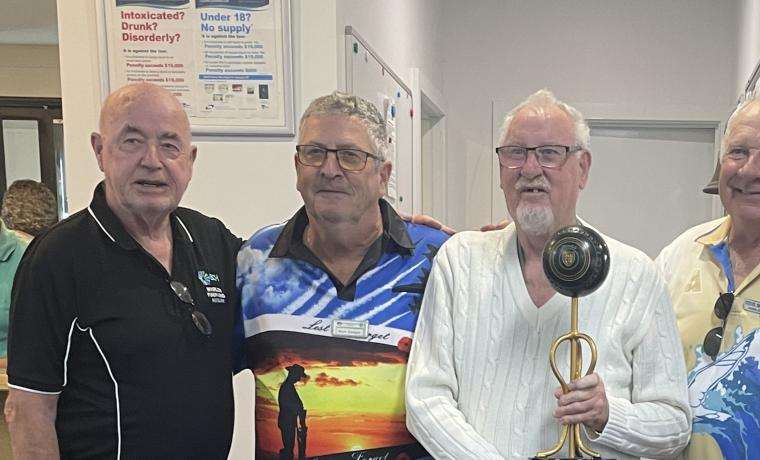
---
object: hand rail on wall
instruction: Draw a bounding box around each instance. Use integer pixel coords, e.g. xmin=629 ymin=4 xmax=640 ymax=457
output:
xmin=745 ymin=57 xmax=760 ymax=94
xmin=344 ymin=25 xmax=411 ymax=96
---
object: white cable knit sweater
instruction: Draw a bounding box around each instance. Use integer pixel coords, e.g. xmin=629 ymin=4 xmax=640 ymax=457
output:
xmin=405 ymin=224 xmax=691 ymax=460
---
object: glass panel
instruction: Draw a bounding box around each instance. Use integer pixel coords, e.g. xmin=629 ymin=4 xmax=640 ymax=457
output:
xmin=53 ymin=120 xmax=67 ymax=217
xmin=2 ymin=119 xmax=41 ymax=187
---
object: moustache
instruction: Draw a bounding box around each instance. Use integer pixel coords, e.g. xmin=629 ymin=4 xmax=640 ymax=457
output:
xmin=515 ymin=176 xmax=551 ymax=192
xmin=313 ymin=179 xmax=351 ymax=194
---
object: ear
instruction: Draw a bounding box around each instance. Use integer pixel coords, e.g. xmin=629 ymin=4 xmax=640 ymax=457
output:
xmin=190 ymin=145 xmax=198 ymax=163
xmin=379 ymin=160 xmax=392 ymax=189
xmin=578 ymin=150 xmax=592 ymax=189
xmin=91 ymin=132 xmax=105 ymax=172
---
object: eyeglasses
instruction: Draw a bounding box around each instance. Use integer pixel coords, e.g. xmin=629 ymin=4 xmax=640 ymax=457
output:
xmin=169 ymin=280 xmax=213 ymax=336
xmin=702 ymin=292 xmax=734 ymax=360
xmin=495 ymin=145 xmax=582 ymax=169
xmin=296 ymin=144 xmax=380 ymax=172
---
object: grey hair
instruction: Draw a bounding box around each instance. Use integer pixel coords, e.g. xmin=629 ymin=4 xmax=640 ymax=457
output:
xmin=721 ymin=91 xmax=760 ymax=154
xmin=299 ymin=91 xmax=389 ymax=162
xmin=498 ymin=89 xmax=591 ymax=151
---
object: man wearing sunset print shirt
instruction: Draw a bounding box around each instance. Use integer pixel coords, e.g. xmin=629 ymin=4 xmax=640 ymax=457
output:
xmin=237 ymin=92 xmax=448 ymax=459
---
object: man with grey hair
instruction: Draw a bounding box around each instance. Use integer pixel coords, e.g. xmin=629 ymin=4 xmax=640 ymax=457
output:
xmin=656 ymin=94 xmax=760 ymax=460
xmin=406 ymin=89 xmax=690 ymax=459
xmin=236 ymin=91 xmax=449 ymax=459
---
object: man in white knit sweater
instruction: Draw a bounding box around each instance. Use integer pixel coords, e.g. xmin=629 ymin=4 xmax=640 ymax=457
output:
xmin=405 ymin=90 xmax=691 ymax=460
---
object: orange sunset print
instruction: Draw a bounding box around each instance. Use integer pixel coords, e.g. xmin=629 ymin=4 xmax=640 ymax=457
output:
xmin=249 ymin=331 xmax=422 ymax=459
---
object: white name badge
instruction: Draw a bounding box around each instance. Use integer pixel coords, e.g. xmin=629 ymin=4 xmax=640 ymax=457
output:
xmin=331 ymin=319 xmax=369 ymax=339
xmin=744 ymin=299 xmax=760 ymax=315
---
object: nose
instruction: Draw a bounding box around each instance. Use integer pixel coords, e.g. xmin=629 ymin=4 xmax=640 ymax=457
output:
xmin=140 ymin=142 xmax=162 ymax=169
xmin=740 ymin=150 xmax=760 ymax=176
xmin=520 ymin=149 xmax=543 ymax=179
xmin=319 ymin=151 xmax=344 ymax=177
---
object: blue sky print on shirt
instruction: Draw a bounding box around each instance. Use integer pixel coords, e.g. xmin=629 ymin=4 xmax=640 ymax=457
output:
xmin=688 ymin=327 xmax=760 ymax=460
xmin=236 ymin=222 xmax=448 ymax=333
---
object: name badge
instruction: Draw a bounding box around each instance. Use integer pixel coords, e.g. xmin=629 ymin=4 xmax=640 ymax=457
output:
xmin=331 ymin=319 xmax=369 ymax=339
xmin=744 ymin=299 xmax=760 ymax=315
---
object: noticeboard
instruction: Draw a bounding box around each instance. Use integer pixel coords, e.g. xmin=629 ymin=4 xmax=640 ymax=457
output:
xmin=99 ymin=0 xmax=294 ymax=136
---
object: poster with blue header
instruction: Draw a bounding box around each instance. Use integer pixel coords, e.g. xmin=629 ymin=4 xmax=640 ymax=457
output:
xmin=102 ymin=0 xmax=294 ymax=135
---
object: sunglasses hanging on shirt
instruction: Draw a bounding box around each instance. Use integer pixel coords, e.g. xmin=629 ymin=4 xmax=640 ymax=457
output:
xmin=702 ymin=292 xmax=734 ymax=360
xmin=169 ymin=280 xmax=213 ymax=336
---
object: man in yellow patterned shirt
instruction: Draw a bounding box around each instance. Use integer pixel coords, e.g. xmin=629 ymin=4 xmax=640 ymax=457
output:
xmin=656 ymin=97 xmax=760 ymax=460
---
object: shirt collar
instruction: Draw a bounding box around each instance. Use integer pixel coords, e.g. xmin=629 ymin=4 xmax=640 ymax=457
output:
xmin=87 ymin=181 xmax=195 ymax=250
xmin=269 ymin=198 xmax=414 ymax=258
xmin=695 ymin=216 xmax=731 ymax=247
xmin=0 ymin=220 xmax=24 ymax=262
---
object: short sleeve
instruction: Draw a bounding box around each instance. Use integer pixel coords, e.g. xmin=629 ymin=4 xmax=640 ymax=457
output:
xmin=7 ymin=236 xmax=79 ymax=394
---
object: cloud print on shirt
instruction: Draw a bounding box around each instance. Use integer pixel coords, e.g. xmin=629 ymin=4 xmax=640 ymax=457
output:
xmin=314 ymin=372 xmax=361 ymax=387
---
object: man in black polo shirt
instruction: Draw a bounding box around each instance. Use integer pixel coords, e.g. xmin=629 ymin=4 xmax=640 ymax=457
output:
xmin=5 ymin=83 xmax=241 ymax=459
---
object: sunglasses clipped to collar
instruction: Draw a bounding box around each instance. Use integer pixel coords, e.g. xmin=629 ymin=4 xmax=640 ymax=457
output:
xmin=169 ymin=280 xmax=213 ymax=336
xmin=702 ymin=292 xmax=735 ymax=360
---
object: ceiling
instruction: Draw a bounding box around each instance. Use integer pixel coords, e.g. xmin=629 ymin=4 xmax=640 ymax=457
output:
xmin=0 ymin=0 xmax=58 ymax=45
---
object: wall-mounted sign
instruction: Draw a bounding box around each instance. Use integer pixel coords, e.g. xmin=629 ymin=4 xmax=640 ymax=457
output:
xmin=99 ymin=0 xmax=294 ymax=136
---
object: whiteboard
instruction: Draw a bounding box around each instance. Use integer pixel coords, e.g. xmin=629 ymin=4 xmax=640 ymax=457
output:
xmin=344 ymin=26 xmax=414 ymax=214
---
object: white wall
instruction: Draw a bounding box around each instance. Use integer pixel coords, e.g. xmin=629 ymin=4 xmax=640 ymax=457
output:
xmin=335 ymin=0 xmax=444 ymax=93
xmin=736 ymin=0 xmax=760 ymax=97
xmin=439 ymin=0 xmax=739 ymax=229
xmin=0 ymin=44 xmax=61 ymax=97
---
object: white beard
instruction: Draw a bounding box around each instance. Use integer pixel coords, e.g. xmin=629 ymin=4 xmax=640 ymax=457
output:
xmin=515 ymin=204 xmax=554 ymax=236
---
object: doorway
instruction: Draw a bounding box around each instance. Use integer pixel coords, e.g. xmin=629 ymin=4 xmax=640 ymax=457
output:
xmin=420 ymin=92 xmax=447 ymax=222
xmin=0 ymin=97 xmax=65 ymax=216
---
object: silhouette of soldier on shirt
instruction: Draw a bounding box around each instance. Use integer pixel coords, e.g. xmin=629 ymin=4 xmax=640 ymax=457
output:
xmin=278 ymin=364 xmax=308 ymax=460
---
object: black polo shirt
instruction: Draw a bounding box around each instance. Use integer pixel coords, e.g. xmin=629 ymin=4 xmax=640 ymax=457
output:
xmin=269 ymin=199 xmax=414 ymax=301
xmin=7 ymin=183 xmax=242 ymax=460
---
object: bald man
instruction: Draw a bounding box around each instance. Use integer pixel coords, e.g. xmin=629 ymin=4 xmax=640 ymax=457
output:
xmin=4 ymin=83 xmax=242 ymax=459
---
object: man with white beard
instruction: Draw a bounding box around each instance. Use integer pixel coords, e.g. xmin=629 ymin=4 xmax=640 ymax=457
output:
xmin=405 ymin=89 xmax=691 ymax=460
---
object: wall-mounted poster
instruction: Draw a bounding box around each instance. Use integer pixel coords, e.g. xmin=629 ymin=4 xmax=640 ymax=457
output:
xmin=99 ymin=0 xmax=294 ymax=136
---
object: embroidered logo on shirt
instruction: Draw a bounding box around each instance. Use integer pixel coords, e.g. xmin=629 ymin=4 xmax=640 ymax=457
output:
xmin=205 ymin=286 xmax=227 ymax=303
xmin=744 ymin=299 xmax=760 ymax=315
xmin=197 ymin=270 xmax=220 ymax=286
xmin=685 ymin=270 xmax=702 ymax=293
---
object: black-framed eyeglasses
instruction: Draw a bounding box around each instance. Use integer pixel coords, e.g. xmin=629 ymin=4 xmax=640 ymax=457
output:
xmin=702 ymin=292 xmax=734 ymax=360
xmin=495 ymin=145 xmax=582 ymax=169
xmin=169 ymin=280 xmax=213 ymax=336
xmin=296 ymin=144 xmax=380 ymax=172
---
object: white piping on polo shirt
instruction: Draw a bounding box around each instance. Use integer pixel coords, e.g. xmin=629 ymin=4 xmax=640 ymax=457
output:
xmin=6 ymin=384 xmax=61 ymax=395
xmin=88 ymin=205 xmax=195 ymax=246
xmin=62 ymin=317 xmax=77 ymax=386
xmin=87 ymin=207 xmax=116 ymax=242
xmin=7 ymin=317 xmax=78 ymax=395
xmin=75 ymin=321 xmax=122 ymax=460
xmin=174 ymin=216 xmax=194 ymax=243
